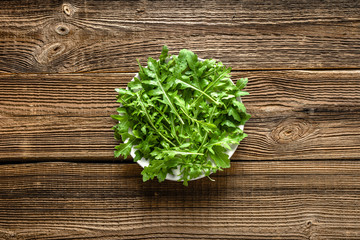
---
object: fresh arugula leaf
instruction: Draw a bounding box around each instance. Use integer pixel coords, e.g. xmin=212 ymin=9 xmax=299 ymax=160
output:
xmin=114 ymin=135 xmax=139 ymax=158
xmin=112 ymin=46 xmax=250 ymax=185
xmin=159 ymin=45 xmax=169 ymax=64
xmin=236 ymin=78 xmax=248 ymax=90
xmin=209 ymin=146 xmax=230 ymax=168
xmin=228 ymin=107 xmax=242 ymax=122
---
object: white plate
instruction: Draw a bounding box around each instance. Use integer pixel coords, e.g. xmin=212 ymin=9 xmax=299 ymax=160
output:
xmin=126 ymin=58 xmax=245 ymax=181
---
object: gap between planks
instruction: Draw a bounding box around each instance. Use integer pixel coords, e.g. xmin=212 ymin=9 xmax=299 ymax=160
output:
xmin=0 ymin=158 xmax=359 ymax=166
xmin=0 ymin=67 xmax=360 ymax=75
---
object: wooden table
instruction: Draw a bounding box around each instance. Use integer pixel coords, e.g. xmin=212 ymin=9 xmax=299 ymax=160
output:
xmin=1 ymin=1 xmax=360 ymax=239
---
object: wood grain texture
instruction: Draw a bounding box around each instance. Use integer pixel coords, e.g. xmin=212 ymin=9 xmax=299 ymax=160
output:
xmin=1 ymin=161 xmax=360 ymax=239
xmin=1 ymin=70 xmax=359 ymax=161
xmin=1 ymin=0 xmax=360 ymax=73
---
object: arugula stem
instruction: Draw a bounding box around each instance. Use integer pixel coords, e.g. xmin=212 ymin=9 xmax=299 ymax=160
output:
xmin=180 ymin=107 xmax=210 ymax=135
xmin=175 ymin=78 xmax=219 ymax=105
xmin=163 ymin=150 xmax=204 ymax=156
xmin=179 ymin=107 xmax=193 ymax=122
xmin=180 ymin=124 xmax=184 ymax=144
xmin=202 ymin=68 xmax=216 ymax=78
xmin=161 ymin=121 xmax=172 ymax=133
xmin=190 ymin=70 xmax=229 ymax=107
xmin=150 ymin=100 xmax=171 ymax=125
xmin=155 ymin=74 xmax=185 ymax=125
xmin=136 ymin=93 xmax=177 ymax=147
xmin=197 ymin=106 xmax=216 ymax=152
xmin=117 ymin=95 xmax=127 ymax=105
xmin=178 ymin=107 xmax=201 ymax=138
xmin=169 ymin=114 xmax=181 ymax=145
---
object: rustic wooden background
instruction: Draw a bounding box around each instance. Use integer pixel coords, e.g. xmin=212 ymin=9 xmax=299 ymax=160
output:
xmin=1 ymin=0 xmax=360 ymax=239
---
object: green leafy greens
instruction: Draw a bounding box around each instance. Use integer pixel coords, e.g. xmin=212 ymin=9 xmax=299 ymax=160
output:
xmin=112 ymin=46 xmax=250 ymax=185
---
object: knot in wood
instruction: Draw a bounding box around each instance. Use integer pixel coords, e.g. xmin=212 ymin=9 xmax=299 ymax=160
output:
xmin=55 ymin=24 xmax=70 ymax=35
xmin=306 ymin=220 xmax=313 ymax=227
xmin=62 ymin=3 xmax=74 ymax=16
xmin=35 ymin=43 xmax=66 ymax=64
xmin=271 ymin=118 xmax=312 ymax=144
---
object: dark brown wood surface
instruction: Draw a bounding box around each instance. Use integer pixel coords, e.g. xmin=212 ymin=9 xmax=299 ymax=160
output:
xmin=1 ymin=0 xmax=360 ymax=239
xmin=1 ymin=161 xmax=360 ymax=240
xmin=1 ymin=71 xmax=359 ymax=161
xmin=1 ymin=0 xmax=360 ymax=73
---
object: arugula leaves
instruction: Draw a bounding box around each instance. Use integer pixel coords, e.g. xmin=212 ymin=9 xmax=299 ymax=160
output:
xmin=112 ymin=46 xmax=250 ymax=185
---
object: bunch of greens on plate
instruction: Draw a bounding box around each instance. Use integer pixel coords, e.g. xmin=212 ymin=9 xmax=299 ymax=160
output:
xmin=111 ymin=46 xmax=250 ymax=185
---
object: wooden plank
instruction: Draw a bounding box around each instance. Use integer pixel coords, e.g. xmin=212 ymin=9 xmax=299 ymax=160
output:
xmin=1 ymin=161 xmax=360 ymax=239
xmin=0 ymin=0 xmax=360 ymax=73
xmin=0 ymin=70 xmax=359 ymax=161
